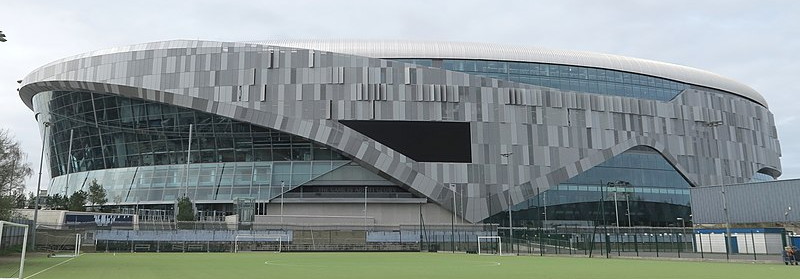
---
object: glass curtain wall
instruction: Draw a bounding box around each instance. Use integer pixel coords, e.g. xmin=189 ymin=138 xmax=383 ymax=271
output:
xmin=488 ymin=146 xmax=692 ymax=227
xmin=32 ymin=91 xmax=351 ymax=204
xmin=32 ymin=91 xmax=348 ymax=177
xmin=393 ymin=59 xmax=690 ymax=101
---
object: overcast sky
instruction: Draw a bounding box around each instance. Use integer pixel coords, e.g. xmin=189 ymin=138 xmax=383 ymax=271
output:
xmin=1 ymin=0 xmax=798 ymax=194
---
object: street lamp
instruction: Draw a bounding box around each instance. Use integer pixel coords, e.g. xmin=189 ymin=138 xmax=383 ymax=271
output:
xmin=32 ymin=120 xmax=52 ymax=250
xmin=500 ymin=152 xmax=514 ymax=242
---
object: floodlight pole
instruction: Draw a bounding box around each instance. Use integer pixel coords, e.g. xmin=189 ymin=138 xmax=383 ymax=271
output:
xmin=677 ymin=217 xmax=686 ymax=252
xmin=625 ymin=191 xmax=632 ymax=227
xmin=543 ymin=191 xmax=547 ymax=223
xmin=460 ymin=187 xmax=464 ymax=225
xmin=606 ymin=181 xmax=629 ymax=236
xmin=64 ymin=129 xmax=74 ymax=197
xmin=364 ymin=186 xmax=368 ymax=232
xmin=721 ymin=183 xmax=732 ymax=261
xmin=280 ymin=180 xmax=285 ymax=224
xmin=184 ymin=124 xmax=193 ymax=197
xmin=32 ymin=120 xmax=51 ymax=250
xmin=613 ymin=186 xmax=620 ymax=231
xmin=706 ymin=120 xmax=732 ymax=260
xmin=450 ymin=183 xmax=456 ymax=253
xmin=501 ymin=152 xmax=514 ymax=244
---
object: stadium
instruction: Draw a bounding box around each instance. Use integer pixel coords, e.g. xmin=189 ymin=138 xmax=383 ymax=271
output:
xmin=18 ymin=39 xmax=781 ymax=228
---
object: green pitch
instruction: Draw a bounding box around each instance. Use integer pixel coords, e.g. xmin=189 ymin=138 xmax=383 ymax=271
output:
xmin=1 ymin=252 xmax=796 ymax=279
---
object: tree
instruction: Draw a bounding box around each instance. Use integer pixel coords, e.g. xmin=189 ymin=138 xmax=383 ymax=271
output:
xmin=112 ymin=195 xmax=123 ymax=213
xmin=47 ymin=193 xmax=68 ymax=210
xmin=87 ymin=179 xmax=107 ymax=211
xmin=0 ymin=129 xmax=33 ymax=219
xmin=27 ymin=192 xmax=36 ymax=209
xmin=0 ymin=195 xmax=15 ymax=220
xmin=13 ymin=192 xmax=26 ymax=208
xmin=68 ymin=190 xmax=88 ymax=211
xmin=176 ymin=196 xmax=195 ymax=221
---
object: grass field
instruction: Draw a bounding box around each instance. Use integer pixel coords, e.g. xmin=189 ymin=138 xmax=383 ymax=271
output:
xmin=0 ymin=252 xmax=797 ymax=279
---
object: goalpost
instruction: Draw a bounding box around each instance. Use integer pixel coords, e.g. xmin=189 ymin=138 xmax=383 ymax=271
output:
xmin=0 ymin=221 xmax=29 ymax=279
xmin=233 ymin=234 xmax=285 ymax=253
xmin=48 ymin=234 xmax=81 ymax=258
xmin=477 ymin=236 xmax=502 ymax=255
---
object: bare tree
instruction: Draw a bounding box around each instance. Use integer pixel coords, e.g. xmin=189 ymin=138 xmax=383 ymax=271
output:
xmin=0 ymin=129 xmax=33 ymax=219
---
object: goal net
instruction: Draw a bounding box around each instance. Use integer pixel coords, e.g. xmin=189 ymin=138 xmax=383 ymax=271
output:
xmin=234 ymin=234 xmax=284 ymax=253
xmin=0 ymin=221 xmax=29 ymax=279
xmin=46 ymin=233 xmax=81 ymax=258
xmin=477 ymin=236 xmax=502 ymax=255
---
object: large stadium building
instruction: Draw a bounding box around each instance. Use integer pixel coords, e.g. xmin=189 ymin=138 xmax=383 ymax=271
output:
xmin=19 ymin=40 xmax=781 ymax=227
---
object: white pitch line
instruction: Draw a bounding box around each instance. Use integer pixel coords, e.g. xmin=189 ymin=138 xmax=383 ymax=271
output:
xmin=474 ymin=262 xmax=501 ymax=267
xmin=24 ymin=256 xmax=78 ymax=279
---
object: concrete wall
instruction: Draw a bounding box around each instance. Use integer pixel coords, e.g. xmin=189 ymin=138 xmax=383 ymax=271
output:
xmin=255 ymin=202 xmax=462 ymax=226
xmin=15 ymin=209 xmax=65 ymax=226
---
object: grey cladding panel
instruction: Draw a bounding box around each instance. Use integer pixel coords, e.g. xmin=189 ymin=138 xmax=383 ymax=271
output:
xmin=19 ymin=40 xmax=782 ymax=223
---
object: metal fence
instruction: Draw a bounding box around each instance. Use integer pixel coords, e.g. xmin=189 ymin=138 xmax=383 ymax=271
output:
xmin=26 ymin=221 xmax=790 ymax=262
xmin=33 ymin=221 xmax=498 ymax=253
xmin=490 ymin=226 xmax=785 ymax=262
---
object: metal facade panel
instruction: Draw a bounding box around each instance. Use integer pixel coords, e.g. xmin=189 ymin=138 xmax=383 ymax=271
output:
xmin=251 ymin=40 xmax=766 ymax=107
xmin=19 ymin=40 xmax=782 ymax=223
xmin=691 ymin=179 xmax=800 ymax=224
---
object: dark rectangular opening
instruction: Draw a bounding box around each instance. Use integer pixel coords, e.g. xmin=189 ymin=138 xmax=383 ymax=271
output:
xmin=339 ymin=120 xmax=471 ymax=163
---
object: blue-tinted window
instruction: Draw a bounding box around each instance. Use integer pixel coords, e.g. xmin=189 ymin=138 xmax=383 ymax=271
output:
xmin=393 ymin=59 xmax=691 ymax=101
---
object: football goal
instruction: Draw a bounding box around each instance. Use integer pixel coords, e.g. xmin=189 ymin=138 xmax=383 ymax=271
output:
xmin=47 ymin=233 xmax=81 ymax=258
xmin=233 ymin=234 xmax=285 ymax=253
xmin=0 ymin=221 xmax=29 ymax=279
xmin=477 ymin=236 xmax=502 ymax=255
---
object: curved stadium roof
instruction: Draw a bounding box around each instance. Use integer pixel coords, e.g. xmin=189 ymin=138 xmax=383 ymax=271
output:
xmin=253 ymin=40 xmax=768 ymax=107
xmin=21 ymin=39 xmax=768 ymax=107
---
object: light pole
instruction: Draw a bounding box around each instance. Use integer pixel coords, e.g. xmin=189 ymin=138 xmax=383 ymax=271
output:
xmin=785 ymin=206 xmax=792 ymax=223
xmin=450 ymin=183 xmax=456 ymax=253
xmin=785 ymin=206 xmax=792 ymax=246
xmin=32 ymin=120 xmax=52 ymax=250
xmin=183 ymin=124 xmax=193 ymax=197
xmin=706 ymin=120 xmax=732 ymax=260
xmin=364 ymin=186 xmax=368 ymax=232
xmin=543 ymin=191 xmax=547 ymax=224
xmin=500 ymin=152 xmax=514 ymax=243
xmin=607 ymin=181 xmax=630 ymax=232
xmin=625 ymin=191 xmax=632 ymax=227
xmin=64 ymin=129 xmax=74 ymax=197
xmin=677 ymin=217 xmax=686 ymax=251
xmin=280 ymin=180 xmax=285 ymax=224
xmin=459 ymin=186 xmax=464 ymax=225
xmin=612 ymin=184 xmax=620 ymax=230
